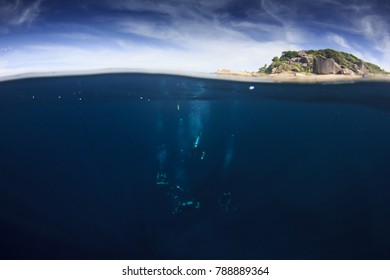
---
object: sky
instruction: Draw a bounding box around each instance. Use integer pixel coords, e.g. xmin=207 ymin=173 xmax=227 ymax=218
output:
xmin=1 ymin=0 xmax=390 ymax=76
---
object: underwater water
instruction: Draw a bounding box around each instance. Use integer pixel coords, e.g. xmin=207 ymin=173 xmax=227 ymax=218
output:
xmin=0 ymin=73 xmax=390 ymax=260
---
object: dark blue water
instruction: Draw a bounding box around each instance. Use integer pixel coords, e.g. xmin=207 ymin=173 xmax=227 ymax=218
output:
xmin=0 ymin=73 xmax=390 ymax=259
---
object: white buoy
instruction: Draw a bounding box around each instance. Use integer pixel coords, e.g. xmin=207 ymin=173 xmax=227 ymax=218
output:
xmin=249 ymin=86 xmax=255 ymax=90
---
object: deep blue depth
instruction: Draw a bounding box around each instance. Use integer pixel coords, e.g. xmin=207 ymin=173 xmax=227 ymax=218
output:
xmin=0 ymin=73 xmax=390 ymax=260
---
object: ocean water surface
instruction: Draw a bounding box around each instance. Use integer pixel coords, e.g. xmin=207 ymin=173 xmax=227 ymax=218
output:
xmin=0 ymin=73 xmax=389 ymax=259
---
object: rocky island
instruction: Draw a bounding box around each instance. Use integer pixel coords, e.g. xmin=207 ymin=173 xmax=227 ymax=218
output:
xmin=216 ymin=49 xmax=390 ymax=83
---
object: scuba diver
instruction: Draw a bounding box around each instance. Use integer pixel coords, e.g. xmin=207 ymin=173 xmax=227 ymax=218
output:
xmin=167 ymin=185 xmax=200 ymax=215
xmin=218 ymin=192 xmax=236 ymax=212
xmin=190 ymin=132 xmax=206 ymax=160
xmin=156 ymin=172 xmax=169 ymax=186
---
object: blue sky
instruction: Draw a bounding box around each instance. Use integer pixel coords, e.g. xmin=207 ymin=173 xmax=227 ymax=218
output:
xmin=1 ymin=0 xmax=390 ymax=76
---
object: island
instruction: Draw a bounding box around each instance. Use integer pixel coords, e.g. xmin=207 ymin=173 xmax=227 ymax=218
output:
xmin=216 ymin=49 xmax=390 ymax=83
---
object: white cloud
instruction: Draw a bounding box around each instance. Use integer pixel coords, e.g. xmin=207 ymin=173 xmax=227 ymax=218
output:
xmin=107 ymin=0 xmax=234 ymax=18
xmin=358 ymin=15 xmax=390 ymax=71
xmin=326 ymin=33 xmax=351 ymax=49
xmin=360 ymin=15 xmax=387 ymax=40
xmin=0 ymin=0 xmax=42 ymax=28
xmin=259 ymin=0 xmax=310 ymax=44
xmin=119 ymin=18 xmax=249 ymax=47
xmin=260 ymin=0 xmax=297 ymax=26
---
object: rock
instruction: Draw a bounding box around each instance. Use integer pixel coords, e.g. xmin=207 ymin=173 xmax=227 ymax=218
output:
xmin=261 ymin=49 xmax=387 ymax=76
xmin=313 ymin=56 xmax=342 ymax=74
xmin=357 ymin=60 xmax=365 ymax=69
xmin=337 ymin=68 xmax=355 ymax=75
xmin=351 ymin=61 xmax=366 ymax=72
xmin=300 ymin=55 xmax=313 ymax=64
xmin=356 ymin=69 xmax=368 ymax=75
xmin=334 ymin=62 xmax=342 ymax=73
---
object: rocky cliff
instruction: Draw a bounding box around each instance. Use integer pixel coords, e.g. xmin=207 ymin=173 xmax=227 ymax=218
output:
xmin=259 ymin=49 xmax=387 ymax=75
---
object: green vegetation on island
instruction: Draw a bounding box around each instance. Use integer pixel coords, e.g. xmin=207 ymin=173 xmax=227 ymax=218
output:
xmin=258 ymin=49 xmax=388 ymax=75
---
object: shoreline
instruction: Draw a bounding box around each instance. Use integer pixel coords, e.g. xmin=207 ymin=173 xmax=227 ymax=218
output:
xmin=215 ymin=69 xmax=390 ymax=84
xmin=0 ymin=68 xmax=390 ymax=84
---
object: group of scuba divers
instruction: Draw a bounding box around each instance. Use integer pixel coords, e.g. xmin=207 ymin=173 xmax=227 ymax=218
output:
xmin=156 ymin=131 xmax=234 ymax=215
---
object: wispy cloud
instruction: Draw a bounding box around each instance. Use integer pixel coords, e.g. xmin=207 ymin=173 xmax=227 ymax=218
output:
xmin=260 ymin=0 xmax=297 ymax=26
xmin=258 ymin=0 xmax=313 ymax=44
xmin=0 ymin=0 xmax=42 ymax=32
xmin=326 ymin=33 xmax=351 ymax=49
xmin=106 ymin=0 xmax=234 ymax=18
xmin=360 ymin=15 xmax=390 ymax=46
xmin=358 ymin=15 xmax=390 ymax=70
